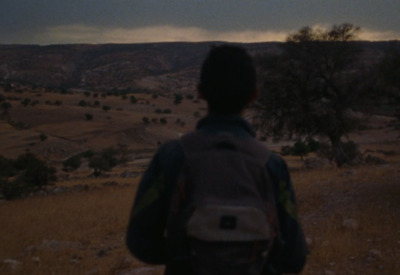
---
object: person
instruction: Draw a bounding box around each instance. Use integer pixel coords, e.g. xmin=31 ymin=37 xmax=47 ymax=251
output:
xmin=126 ymin=45 xmax=308 ymax=274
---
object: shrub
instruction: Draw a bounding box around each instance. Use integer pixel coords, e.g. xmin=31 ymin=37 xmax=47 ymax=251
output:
xmin=307 ymin=138 xmax=321 ymax=152
xmin=0 ymin=153 xmax=57 ymax=199
xmin=292 ymin=140 xmax=311 ymax=160
xmin=84 ymin=91 xmax=91 ymax=97
xmin=117 ymin=143 xmax=129 ymax=165
xmin=88 ymin=147 xmax=118 ymax=176
xmin=79 ymin=100 xmax=87 ymax=107
xmin=82 ymin=150 xmax=94 ymax=158
xmin=21 ymin=98 xmax=31 ymax=106
xmin=142 ymin=117 xmax=150 ymax=124
xmin=63 ymin=155 xmax=82 ymax=171
xmin=60 ymin=87 xmax=68 ymax=94
xmin=130 ymin=96 xmax=138 ymax=104
xmin=280 ymin=145 xmax=293 ymax=156
xmin=316 ymin=141 xmax=362 ymax=165
xmin=22 ymin=161 xmax=57 ymax=189
xmin=174 ymin=94 xmax=183 ymax=105
xmin=0 ymin=176 xmax=29 ymax=200
xmin=85 ymin=113 xmax=93 ymax=121
xmin=8 ymin=119 xmax=29 ymax=130
xmin=0 ymin=155 xmax=15 ymax=178
xmin=39 ymin=133 xmax=47 ymax=141
xmin=102 ymin=105 xmax=111 ymax=112
xmin=160 ymin=118 xmax=167 ymax=124
xmin=341 ymin=141 xmax=362 ymax=164
xmin=1 ymin=102 xmax=12 ymax=115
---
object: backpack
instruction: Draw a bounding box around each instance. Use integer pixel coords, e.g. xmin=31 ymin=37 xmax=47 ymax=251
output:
xmin=166 ymin=131 xmax=279 ymax=275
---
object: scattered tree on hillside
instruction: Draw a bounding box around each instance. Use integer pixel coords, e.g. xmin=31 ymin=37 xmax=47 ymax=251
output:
xmin=378 ymin=43 xmax=400 ymax=123
xmin=88 ymin=147 xmax=119 ymax=176
xmin=63 ymin=155 xmax=82 ymax=172
xmin=254 ymin=23 xmax=377 ymax=167
xmin=85 ymin=113 xmax=93 ymax=121
xmin=0 ymin=153 xmax=57 ymax=199
xmin=142 ymin=116 xmax=150 ymax=124
xmin=174 ymin=94 xmax=183 ymax=104
xmin=79 ymin=100 xmax=87 ymax=107
xmin=102 ymin=105 xmax=111 ymax=112
xmin=1 ymin=102 xmax=12 ymax=115
xmin=117 ymin=143 xmax=129 ymax=165
xmin=39 ymin=133 xmax=47 ymax=141
xmin=21 ymin=98 xmax=31 ymax=106
xmin=130 ymin=96 xmax=138 ymax=104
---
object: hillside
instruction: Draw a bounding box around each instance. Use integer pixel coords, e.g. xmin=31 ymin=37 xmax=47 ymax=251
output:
xmin=0 ymin=41 xmax=390 ymax=95
xmin=0 ymin=42 xmax=277 ymax=94
xmin=0 ymin=42 xmax=399 ymax=274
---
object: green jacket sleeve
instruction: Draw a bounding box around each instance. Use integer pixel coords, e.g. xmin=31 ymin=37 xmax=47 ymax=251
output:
xmin=266 ymin=153 xmax=308 ymax=274
xmin=126 ymin=140 xmax=184 ymax=264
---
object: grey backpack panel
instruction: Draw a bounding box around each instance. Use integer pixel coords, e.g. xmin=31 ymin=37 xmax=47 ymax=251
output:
xmin=167 ymin=131 xmax=278 ymax=274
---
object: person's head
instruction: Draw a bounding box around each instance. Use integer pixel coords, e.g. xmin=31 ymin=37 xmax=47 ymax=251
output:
xmin=198 ymin=45 xmax=257 ymax=115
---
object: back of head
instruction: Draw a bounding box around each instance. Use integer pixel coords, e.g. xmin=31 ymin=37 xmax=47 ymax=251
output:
xmin=199 ymin=45 xmax=257 ymax=114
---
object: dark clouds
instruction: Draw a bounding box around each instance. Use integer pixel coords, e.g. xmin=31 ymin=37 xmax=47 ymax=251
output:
xmin=1 ymin=0 xmax=399 ymax=44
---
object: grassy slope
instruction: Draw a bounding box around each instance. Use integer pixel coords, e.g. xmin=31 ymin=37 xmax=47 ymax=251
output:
xmin=0 ymin=86 xmax=399 ymax=274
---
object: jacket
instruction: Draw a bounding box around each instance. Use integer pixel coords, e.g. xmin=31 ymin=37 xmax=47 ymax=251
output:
xmin=126 ymin=114 xmax=308 ymax=274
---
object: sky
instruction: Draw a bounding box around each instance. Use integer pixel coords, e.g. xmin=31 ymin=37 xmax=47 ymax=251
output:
xmin=1 ymin=0 xmax=399 ymax=45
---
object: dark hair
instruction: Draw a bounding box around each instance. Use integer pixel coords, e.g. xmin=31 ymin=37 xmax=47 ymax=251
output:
xmin=198 ymin=45 xmax=257 ymax=114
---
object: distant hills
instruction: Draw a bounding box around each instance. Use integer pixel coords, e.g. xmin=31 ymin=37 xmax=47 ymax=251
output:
xmin=0 ymin=41 xmax=396 ymax=95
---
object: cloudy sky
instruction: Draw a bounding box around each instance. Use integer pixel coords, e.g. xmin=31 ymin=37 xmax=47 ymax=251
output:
xmin=1 ymin=0 xmax=399 ymax=45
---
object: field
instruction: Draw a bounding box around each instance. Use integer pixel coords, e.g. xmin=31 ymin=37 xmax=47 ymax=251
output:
xmin=0 ymin=84 xmax=399 ymax=274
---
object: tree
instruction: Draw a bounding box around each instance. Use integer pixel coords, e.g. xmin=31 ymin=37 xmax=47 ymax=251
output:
xmin=174 ymin=94 xmax=183 ymax=105
xmin=102 ymin=105 xmax=111 ymax=112
xmin=255 ymin=23 xmax=374 ymax=167
xmin=85 ymin=113 xmax=93 ymax=121
xmin=39 ymin=133 xmax=47 ymax=141
xmin=88 ymin=147 xmax=118 ymax=176
xmin=1 ymin=102 xmax=12 ymax=115
xmin=142 ymin=116 xmax=150 ymax=124
xmin=63 ymin=155 xmax=82 ymax=171
xmin=0 ymin=153 xmax=57 ymax=199
xmin=130 ymin=96 xmax=138 ymax=104
xmin=378 ymin=42 xmax=400 ymax=122
xmin=79 ymin=100 xmax=87 ymax=107
xmin=21 ymin=98 xmax=31 ymax=106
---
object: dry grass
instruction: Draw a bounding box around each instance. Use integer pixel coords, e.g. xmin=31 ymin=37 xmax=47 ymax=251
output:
xmin=0 ymin=175 xmax=144 ymax=274
xmin=1 ymin=159 xmax=399 ymax=274
xmin=295 ymin=158 xmax=400 ymax=275
xmin=0 ymin=86 xmax=399 ymax=274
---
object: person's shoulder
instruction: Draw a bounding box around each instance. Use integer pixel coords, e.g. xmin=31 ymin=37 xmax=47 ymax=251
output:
xmin=156 ymin=139 xmax=184 ymax=162
xmin=266 ymin=150 xmax=290 ymax=176
xmin=267 ymin=151 xmax=286 ymax=166
xmin=158 ymin=139 xmax=181 ymax=152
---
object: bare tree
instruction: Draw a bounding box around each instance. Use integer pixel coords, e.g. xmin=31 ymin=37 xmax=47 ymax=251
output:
xmin=255 ymin=23 xmax=376 ymax=166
